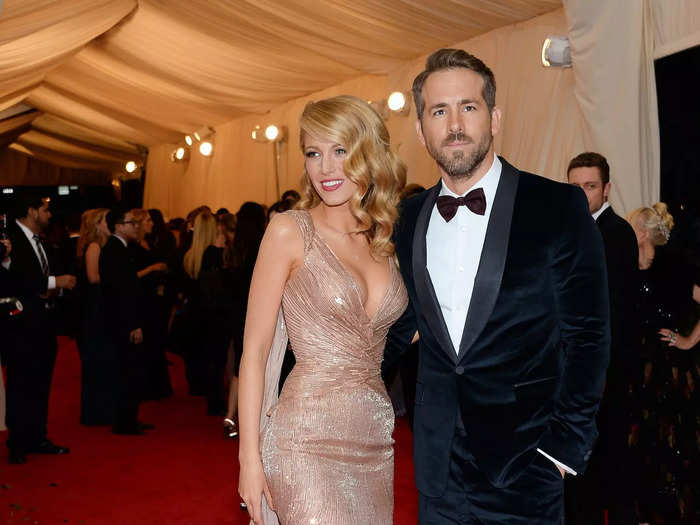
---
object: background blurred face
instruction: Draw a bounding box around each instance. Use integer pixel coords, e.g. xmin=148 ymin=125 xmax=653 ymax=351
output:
xmin=417 ymin=68 xmax=499 ymax=182
xmin=568 ymin=166 xmax=610 ymax=214
xmin=303 ymin=134 xmax=358 ymax=208
xmin=29 ymin=199 xmax=52 ymax=232
xmin=141 ymin=214 xmax=153 ymax=235
xmin=120 ymin=212 xmax=140 ymax=242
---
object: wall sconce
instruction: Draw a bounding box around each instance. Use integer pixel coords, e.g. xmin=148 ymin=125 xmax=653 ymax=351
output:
xmin=124 ymin=161 xmax=138 ymax=173
xmin=387 ymin=91 xmax=411 ymax=116
xmin=542 ymin=36 xmax=572 ymax=68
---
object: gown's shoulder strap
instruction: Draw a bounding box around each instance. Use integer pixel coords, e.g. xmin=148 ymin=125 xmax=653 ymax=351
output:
xmin=284 ymin=209 xmax=314 ymax=255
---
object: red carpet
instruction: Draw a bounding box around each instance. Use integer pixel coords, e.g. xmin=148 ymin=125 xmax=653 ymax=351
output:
xmin=0 ymin=337 xmax=418 ymax=524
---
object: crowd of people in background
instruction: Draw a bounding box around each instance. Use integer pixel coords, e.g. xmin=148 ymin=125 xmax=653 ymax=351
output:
xmin=0 ymin=150 xmax=698 ymax=523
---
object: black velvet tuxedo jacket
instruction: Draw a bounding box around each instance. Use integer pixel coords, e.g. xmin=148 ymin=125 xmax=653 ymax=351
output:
xmin=595 ymin=206 xmax=639 ymax=391
xmin=385 ymin=157 xmax=610 ymax=496
xmin=99 ymin=235 xmax=144 ymax=342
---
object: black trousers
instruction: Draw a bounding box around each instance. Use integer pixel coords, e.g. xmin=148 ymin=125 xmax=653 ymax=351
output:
xmin=5 ymin=320 xmax=58 ymax=452
xmin=419 ymin=427 xmax=564 ymax=524
xmin=112 ymin=335 xmax=143 ymax=430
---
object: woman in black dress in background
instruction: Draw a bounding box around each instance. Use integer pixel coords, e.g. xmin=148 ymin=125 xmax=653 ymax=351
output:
xmin=130 ymin=209 xmax=172 ymax=400
xmin=222 ymin=203 xmax=266 ymax=438
xmin=76 ymin=208 xmax=115 ymax=425
xmin=627 ymin=203 xmax=700 ymax=523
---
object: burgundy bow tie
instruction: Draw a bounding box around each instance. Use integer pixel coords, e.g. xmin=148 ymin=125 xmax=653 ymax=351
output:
xmin=436 ymin=188 xmax=487 ymax=222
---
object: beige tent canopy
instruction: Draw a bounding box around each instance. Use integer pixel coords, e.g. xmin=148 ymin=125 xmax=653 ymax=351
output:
xmin=1 ymin=0 xmax=698 ymax=216
xmin=0 ymin=0 xmax=557 ymax=170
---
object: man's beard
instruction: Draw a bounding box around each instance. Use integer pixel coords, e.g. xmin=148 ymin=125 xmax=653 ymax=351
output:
xmin=427 ymin=130 xmax=492 ymax=181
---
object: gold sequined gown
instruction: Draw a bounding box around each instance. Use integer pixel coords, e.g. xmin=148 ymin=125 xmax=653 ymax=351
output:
xmin=261 ymin=210 xmax=408 ymax=525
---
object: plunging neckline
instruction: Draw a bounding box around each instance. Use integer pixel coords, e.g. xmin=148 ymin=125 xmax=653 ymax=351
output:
xmin=305 ymin=211 xmax=394 ymax=323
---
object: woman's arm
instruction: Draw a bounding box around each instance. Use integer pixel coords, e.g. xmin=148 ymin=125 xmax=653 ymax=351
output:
xmin=137 ymin=262 xmax=168 ymax=278
xmin=238 ymin=214 xmax=302 ymax=525
xmin=85 ymin=243 xmax=101 ymax=284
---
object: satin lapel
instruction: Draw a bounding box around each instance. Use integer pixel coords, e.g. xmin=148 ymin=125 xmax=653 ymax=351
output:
xmin=457 ymin=158 xmax=519 ymax=360
xmin=412 ymin=183 xmax=458 ymax=363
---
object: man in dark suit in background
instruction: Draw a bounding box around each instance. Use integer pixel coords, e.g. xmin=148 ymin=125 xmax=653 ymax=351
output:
xmin=3 ymin=193 xmax=76 ymax=464
xmin=99 ymin=207 xmax=150 ymax=435
xmin=567 ymin=152 xmax=640 ymax=524
xmin=385 ymin=49 xmax=610 ymax=524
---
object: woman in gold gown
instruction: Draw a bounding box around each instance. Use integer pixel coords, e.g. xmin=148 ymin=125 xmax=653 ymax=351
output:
xmin=238 ymin=95 xmax=408 ymax=525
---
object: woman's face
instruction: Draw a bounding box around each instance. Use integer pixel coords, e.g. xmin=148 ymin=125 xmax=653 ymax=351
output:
xmin=633 ymin=224 xmax=654 ymax=270
xmin=303 ymin=134 xmax=358 ymax=208
xmin=142 ymin=215 xmax=154 ymax=234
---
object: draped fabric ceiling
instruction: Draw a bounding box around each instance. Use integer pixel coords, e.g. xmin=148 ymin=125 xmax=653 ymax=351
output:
xmin=0 ymin=0 xmax=560 ymax=176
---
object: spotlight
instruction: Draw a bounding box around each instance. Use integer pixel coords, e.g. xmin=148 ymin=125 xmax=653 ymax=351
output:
xmin=125 ymin=161 xmax=137 ymax=173
xmin=185 ymin=135 xmax=193 ymax=146
xmin=251 ymin=125 xmax=267 ymax=143
xmin=387 ymin=91 xmax=409 ymax=113
xmin=171 ymin=146 xmax=190 ymax=162
xmin=542 ymin=36 xmax=571 ymax=68
xmin=265 ymin=125 xmax=279 ymax=141
xmin=199 ymin=141 xmax=213 ymax=156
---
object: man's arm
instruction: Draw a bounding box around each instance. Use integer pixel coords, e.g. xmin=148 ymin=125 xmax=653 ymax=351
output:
xmin=538 ymin=188 xmax=610 ymax=475
xmin=382 ymin=298 xmax=417 ymax=381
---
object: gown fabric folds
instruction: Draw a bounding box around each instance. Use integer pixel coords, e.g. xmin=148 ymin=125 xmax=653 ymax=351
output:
xmin=259 ymin=210 xmax=408 ymax=525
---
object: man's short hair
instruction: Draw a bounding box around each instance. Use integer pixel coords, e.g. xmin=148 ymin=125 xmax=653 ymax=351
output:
xmin=412 ymin=48 xmax=496 ymax=120
xmin=12 ymin=192 xmax=46 ymax=220
xmin=567 ymin=152 xmax=610 ymax=185
xmin=105 ymin=206 xmax=129 ymax=234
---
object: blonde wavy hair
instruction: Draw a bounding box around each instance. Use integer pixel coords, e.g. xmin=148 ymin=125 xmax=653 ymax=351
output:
xmin=76 ymin=208 xmax=109 ymax=259
xmin=627 ymin=202 xmax=674 ymax=246
xmin=297 ymin=95 xmax=407 ymax=259
xmin=184 ymin=210 xmax=217 ymax=279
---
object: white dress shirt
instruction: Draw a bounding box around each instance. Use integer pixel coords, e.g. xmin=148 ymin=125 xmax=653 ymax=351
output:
xmin=426 ymin=154 xmax=501 ymax=353
xmin=425 ymin=154 xmax=576 ymax=476
xmin=592 ymin=201 xmax=610 ymax=221
xmin=15 ymin=219 xmax=56 ymax=290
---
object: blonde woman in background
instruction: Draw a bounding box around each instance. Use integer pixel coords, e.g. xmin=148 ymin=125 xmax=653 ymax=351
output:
xmin=182 ymin=211 xmax=218 ymax=396
xmin=238 ymin=95 xmax=407 ymax=525
xmin=627 ymin=202 xmax=700 ymax=522
xmin=75 ymin=208 xmax=115 ymax=426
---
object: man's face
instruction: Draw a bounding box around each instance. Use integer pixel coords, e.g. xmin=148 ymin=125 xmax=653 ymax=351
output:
xmin=31 ymin=199 xmax=52 ymax=232
xmin=119 ymin=212 xmax=140 ymax=242
xmin=416 ymin=68 xmax=500 ymax=182
xmin=568 ymin=166 xmax=610 ymax=214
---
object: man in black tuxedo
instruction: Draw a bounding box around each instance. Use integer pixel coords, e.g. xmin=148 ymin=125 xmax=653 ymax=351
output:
xmin=3 ymin=193 xmax=76 ymax=464
xmin=566 ymin=152 xmax=640 ymax=524
xmin=99 ymin=207 xmax=149 ymax=435
xmin=384 ymin=49 xmax=610 ymax=524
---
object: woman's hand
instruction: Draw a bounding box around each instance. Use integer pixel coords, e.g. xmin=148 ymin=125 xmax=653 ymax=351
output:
xmin=238 ymin=455 xmax=274 ymax=525
xmin=659 ymin=328 xmax=693 ymax=350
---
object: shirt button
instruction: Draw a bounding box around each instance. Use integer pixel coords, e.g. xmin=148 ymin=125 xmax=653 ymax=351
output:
xmin=458 ymin=266 xmax=464 ymax=272
xmin=461 ymin=226 xmax=468 ymax=232
xmin=455 ymin=366 xmax=465 ymax=375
